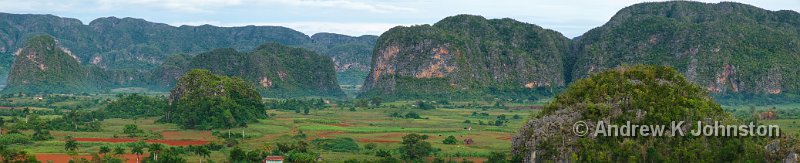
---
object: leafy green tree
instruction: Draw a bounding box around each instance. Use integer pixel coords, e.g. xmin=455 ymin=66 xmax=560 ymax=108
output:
xmin=32 ymin=126 xmax=53 ymax=140
xmin=123 ymin=124 xmax=144 ymax=136
xmin=399 ymin=133 xmax=432 ymax=161
xmin=442 ymin=136 xmax=458 ymax=145
xmin=0 ymin=145 xmax=39 ymax=163
xmin=404 ymin=111 xmax=422 ymax=119
xmin=103 ymin=94 xmax=167 ymax=118
xmin=229 ymin=147 xmax=247 ymax=162
xmin=494 ymin=119 xmax=504 ymax=126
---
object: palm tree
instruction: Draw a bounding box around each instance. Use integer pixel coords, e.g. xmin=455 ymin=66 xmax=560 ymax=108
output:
xmin=148 ymin=143 xmax=164 ymax=161
xmin=98 ymin=146 xmax=111 ymax=156
xmin=131 ymin=145 xmax=144 ymax=163
xmin=64 ymin=136 xmax=78 ymax=152
xmin=113 ymin=146 xmax=125 ymax=156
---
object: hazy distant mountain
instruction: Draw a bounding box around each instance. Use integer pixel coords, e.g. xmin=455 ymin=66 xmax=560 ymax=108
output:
xmin=305 ymin=33 xmax=378 ymax=85
xmin=152 ymin=43 xmax=345 ymax=98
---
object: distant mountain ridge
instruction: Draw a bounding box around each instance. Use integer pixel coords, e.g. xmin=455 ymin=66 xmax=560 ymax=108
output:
xmin=0 ymin=13 xmax=376 ymax=87
xmin=3 ymin=1 xmax=799 ymax=99
xmin=362 ymin=1 xmax=800 ymax=99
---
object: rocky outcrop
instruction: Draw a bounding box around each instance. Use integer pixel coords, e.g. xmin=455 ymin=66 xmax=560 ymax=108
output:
xmin=570 ymin=1 xmax=800 ymax=95
xmin=362 ymin=15 xmax=571 ymax=99
xmin=3 ymin=35 xmax=101 ymax=93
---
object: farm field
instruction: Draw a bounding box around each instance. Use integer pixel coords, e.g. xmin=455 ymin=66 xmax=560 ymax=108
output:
xmin=0 ymin=95 xmax=541 ymax=163
xmin=3 ymin=92 xmax=799 ymax=163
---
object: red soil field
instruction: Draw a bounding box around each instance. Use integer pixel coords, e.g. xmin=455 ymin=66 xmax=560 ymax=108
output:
xmin=72 ymin=138 xmax=209 ymax=146
xmin=497 ymin=136 xmax=513 ymax=140
xmin=36 ymin=154 xmax=139 ymax=163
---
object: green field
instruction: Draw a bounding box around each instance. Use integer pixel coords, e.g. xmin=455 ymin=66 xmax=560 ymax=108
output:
xmin=0 ymin=94 xmax=541 ymax=162
xmin=4 ymin=92 xmax=799 ymax=162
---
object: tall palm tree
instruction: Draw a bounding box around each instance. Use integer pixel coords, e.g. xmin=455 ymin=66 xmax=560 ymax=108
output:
xmin=148 ymin=143 xmax=164 ymax=161
xmin=131 ymin=145 xmax=144 ymax=163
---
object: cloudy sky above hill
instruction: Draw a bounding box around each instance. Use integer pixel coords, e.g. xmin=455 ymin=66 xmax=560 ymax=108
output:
xmin=0 ymin=0 xmax=797 ymax=37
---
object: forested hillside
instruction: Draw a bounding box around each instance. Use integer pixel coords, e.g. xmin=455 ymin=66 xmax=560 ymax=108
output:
xmin=570 ymin=1 xmax=800 ymax=96
xmin=362 ymin=15 xmax=571 ymax=100
xmin=152 ymin=43 xmax=344 ymax=98
xmin=0 ymin=13 xmax=376 ymax=88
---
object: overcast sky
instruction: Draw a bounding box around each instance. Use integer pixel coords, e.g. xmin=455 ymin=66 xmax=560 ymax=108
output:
xmin=0 ymin=0 xmax=798 ymax=38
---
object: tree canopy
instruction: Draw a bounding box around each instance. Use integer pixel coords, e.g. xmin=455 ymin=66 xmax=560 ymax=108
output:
xmin=163 ymin=69 xmax=266 ymax=129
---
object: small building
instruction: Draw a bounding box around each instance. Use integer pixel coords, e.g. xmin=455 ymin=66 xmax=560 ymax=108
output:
xmin=263 ymin=156 xmax=283 ymax=163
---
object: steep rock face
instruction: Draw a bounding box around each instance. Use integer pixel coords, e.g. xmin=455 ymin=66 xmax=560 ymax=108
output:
xmin=571 ymin=1 xmax=800 ymax=94
xmin=3 ymin=35 xmax=100 ymax=93
xmin=0 ymin=13 xmax=376 ymax=87
xmin=362 ymin=15 xmax=571 ymax=99
xmin=153 ymin=43 xmax=344 ymax=98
